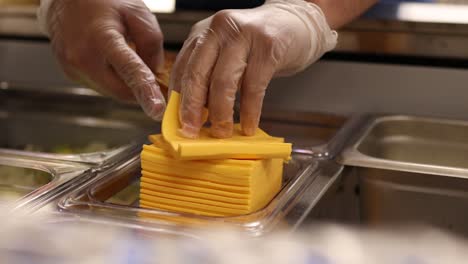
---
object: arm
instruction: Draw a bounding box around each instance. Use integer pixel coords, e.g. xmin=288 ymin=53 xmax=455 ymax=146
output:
xmin=309 ymin=0 xmax=378 ymax=28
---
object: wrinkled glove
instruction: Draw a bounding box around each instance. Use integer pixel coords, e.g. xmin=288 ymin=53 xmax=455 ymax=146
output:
xmin=37 ymin=0 xmax=166 ymax=120
xmin=170 ymin=0 xmax=337 ymax=139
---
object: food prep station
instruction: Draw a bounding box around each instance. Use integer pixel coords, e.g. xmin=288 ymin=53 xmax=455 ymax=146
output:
xmin=2 ymin=0 xmax=468 ymax=241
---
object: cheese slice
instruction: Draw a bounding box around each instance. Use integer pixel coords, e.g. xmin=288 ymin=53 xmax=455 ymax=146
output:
xmin=141 ymin=171 xmax=251 ymax=193
xmin=140 ymin=182 xmax=248 ymax=204
xmin=140 ymin=201 xmax=224 ymax=217
xmin=140 ymin=144 xmax=284 ymax=217
xmin=139 ymin=91 xmax=289 ymax=219
xmin=141 ymin=188 xmax=249 ymax=209
xmin=160 ymin=91 xmax=292 ymax=160
xmin=140 ymin=193 xmax=249 ymax=215
xmin=142 ymin=145 xmax=255 ymax=178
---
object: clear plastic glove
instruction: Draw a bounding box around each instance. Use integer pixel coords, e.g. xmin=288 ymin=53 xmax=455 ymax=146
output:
xmin=169 ymin=0 xmax=337 ymax=138
xmin=37 ymin=0 xmax=166 ymax=120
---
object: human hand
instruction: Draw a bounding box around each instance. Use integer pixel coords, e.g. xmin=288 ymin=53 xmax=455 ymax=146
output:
xmin=38 ymin=0 xmax=166 ymax=120
xmin=170 ymin=0 xmax=337 ymax=138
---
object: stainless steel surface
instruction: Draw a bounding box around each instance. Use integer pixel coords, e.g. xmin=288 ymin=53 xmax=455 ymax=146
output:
xmin=310 ymin=115 xmax=468 ymax=236
xmin=3 ymin=2 xmax=468 ymax=59
xmin=1 ymin=110 xmax=143 ymax=164
xmin=259 ymin=110 xmax=349 ymax=158
xmin=4 ymin=39 xmax=468 ymax=127
xmin=0 ymin=90 xmax=159 ymax=213
xmin=0 ymin=91 xmax=158 ymax=165
xmin=340 ymin=115 xmax=468 ymax=178
xmin=339 ymin=2 xmax=468 ymax=59
xmin=311 ymin=166 xmax=468 ymax=236
xmin=265 ymin=61 xmax=468 ymax=120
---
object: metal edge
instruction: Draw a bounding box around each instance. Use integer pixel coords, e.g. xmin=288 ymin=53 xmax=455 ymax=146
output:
xmin=338 ymin=114 xmax=468 ymax=179
xmin=290 ymin=160 xmax=344 ymax=231
xmin=308 ymin=114 xmax=371 ymax=160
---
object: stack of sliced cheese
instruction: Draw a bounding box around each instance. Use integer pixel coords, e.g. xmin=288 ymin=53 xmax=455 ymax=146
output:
xmin=140 ymin=92 xmax=292 ymax=217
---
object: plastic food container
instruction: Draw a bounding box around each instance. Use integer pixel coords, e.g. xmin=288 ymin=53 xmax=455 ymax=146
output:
xmin=59 ymin=154 xmax=342 ymax=236
xmin=58 ymin=112 xmax=353 ymax=236
xmin=0 ymin=153 xmax=92 ymax=212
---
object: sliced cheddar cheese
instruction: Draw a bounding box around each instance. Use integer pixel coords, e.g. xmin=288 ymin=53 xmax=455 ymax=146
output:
xmin=159 ymin=91 xmax=292 ymax=160
xmin=140 ymin=143 xmax=283 ymax=217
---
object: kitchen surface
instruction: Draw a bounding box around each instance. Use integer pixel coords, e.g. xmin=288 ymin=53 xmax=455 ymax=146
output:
xmin=1 ymin=0 xmax=468 ymax=262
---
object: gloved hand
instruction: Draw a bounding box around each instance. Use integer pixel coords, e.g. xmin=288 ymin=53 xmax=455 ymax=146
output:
xmin=170 ymin=0 xmax=337 ymax=138
xmin=37 ymin=0 xmax=166 ymax=120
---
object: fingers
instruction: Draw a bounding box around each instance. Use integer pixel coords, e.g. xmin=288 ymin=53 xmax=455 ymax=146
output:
xmin=177 ymin=30 xmax=219 ymax=138
xmin=90 ymin=64 xmax=135 ymax=101
xmin=169 ymin=37 xmax=197 ymax=95
xmin=122 ymin=2 xmax=165 ymax=74
xmin=98 ymin=28 xmax=166 ymax=120
xmin=55 ymin=48 xmax=134 ymax=101
xmin=240 ymin=45 xmax=278 ymax=136
xmin=208 ymin=42 xmax=249 ymax=138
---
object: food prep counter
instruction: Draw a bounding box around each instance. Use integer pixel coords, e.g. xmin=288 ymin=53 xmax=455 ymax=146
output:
xmin=2 ymin=0 xmax=468 ymax=241
xmin=4 ymin=82 xmax=468 ymax=238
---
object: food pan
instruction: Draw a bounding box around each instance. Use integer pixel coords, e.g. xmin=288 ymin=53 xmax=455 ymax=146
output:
xmin=328 ymin=115 xmax=468 ymax=235
xmin=340 ymin=115 xmax=468 ymax=177
xmin=57 ymin=112 xmax=357 ymax=235
xmin=0 ymin=109 xmax=154 ymax=165
xmin=0 ymin=153 xmax=91 ymax=213
xmin=59 ymin=153 xmax=342 ymax=236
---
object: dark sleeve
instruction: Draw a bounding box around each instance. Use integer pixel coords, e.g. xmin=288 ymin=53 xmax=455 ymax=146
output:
xmin=176 ymin=0 xmax=265 ymax=10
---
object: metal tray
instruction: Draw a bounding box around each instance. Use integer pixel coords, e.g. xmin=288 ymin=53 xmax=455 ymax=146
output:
xmin=339 ymin=115 xmax=468 ymax=177
xmin=315 ymin=115 xmax=468 ymax=235
xmin=0 ymin=153 xmax=91 ymax=213
xmin=0 ymin=109 xmax=154 ymax=165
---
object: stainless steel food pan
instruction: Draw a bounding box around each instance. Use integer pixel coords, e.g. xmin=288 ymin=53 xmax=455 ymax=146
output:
xmin=340 ymin=115 xmax=468 ymax=177
xmin=316 ymin=115 xmax=468 ymax=235
xmin=0 ymin=109 xmax=153 ymax=165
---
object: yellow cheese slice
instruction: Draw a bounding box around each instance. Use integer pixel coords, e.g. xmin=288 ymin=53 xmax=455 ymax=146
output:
xmin=141 ymin=162 xmax=251 ymax=186
xmin=141 ymin=171 xmax=250 ymax=193
xmin=142 ymin=147 xmax=255 ymax=178
xmin=139 ymin=154 xmax=283 ymax=217
xmin=249 ymin=158 xmax=283 ymax=211
xmin=140 ymin=188 xmax=249 ymax=209
xmin=142 ymin=161 xmax=282 ymax=212
xmin=160 ymin=91 xmax=292 ymax=160
xmin=140 ymin=181 xmax=249 ymax=204
xmin=140 ymin=193 xmax=249 ymax=215
xmin=138 ymin=210 xmax=216 ymax=226
xmin=141 ymin=162 xmax=250 ymax=187
xmin=140 ymin=201 xmax=224 ymax=217
xmin=144 ymin=143 xmax=258 ymax=167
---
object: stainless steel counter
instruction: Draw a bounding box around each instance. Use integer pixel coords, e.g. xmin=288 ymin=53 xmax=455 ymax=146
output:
xmin=2 ymin=1 xmax=468 ymax=122
xmin=2 ymin=2 xmax=468 ymax=59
